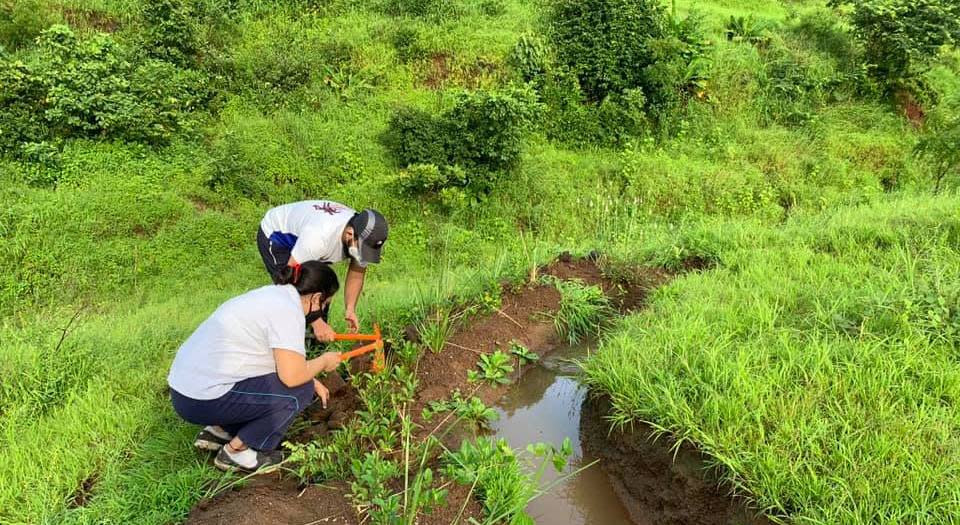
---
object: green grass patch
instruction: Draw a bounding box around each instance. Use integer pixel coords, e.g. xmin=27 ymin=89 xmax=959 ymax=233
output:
xmin=583 ymin=193 xmax=960 ymax=523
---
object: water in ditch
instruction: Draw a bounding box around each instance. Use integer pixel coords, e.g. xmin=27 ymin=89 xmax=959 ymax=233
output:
xmin=489 ymin=344 xmax=636 ymax=525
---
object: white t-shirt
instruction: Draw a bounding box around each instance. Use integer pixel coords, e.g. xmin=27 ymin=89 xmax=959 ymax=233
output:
xmin=168 ymin=285 xmax=306 ymax=400
xmin=259 ymin=200 xmax=356 ymax=265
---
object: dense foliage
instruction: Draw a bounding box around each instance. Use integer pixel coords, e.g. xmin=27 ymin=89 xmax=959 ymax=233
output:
xmin=0 ymin=25 xmax=207 ymax=160
xmin=384 ymin=87 xmax=539 ymax=194
xmin=830 ymin=0 xmax=960 ymax=91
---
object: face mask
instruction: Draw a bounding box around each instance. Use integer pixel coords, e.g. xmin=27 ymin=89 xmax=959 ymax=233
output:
xmin=348 ymin=245 xmax=362 ymax=262
xmin=305 ymin=295 xmax=326 ymax=324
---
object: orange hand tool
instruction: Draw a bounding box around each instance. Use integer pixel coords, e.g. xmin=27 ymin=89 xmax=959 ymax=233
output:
xmin=334 ymin=324 xmax=385 ymax=373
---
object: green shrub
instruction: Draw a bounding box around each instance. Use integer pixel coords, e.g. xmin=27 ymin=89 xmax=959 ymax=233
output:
xmin=0 ymin=0 xmax=57 ymax=50
xmin=547 ymin=0 xmax=667 ymax=102
xmin=444 ymin=87 xmax=539 ymax=174
xmin=916 ymin=110 xmax=960 ymax=192
xmin=382 ymin=107 xmax=448 ymax=168
xmin=829 ymin=0 xmax=960 ymax=92
xmin=0 ymin=25 xmax=208 ymax=159
xmin=391 ymin=25 xmax=426 ymax=63
xmin=507 ymin=34 xmax=549 ymax=84
xmin=383 ymin=87 xmax=539 ymax=193
xmin=137 ymin=0 xmax=202 ymax=66
xmin=0 ymin=54 xmax=47 ymax=154
xmin=545 ymin=0 xmax=707 ymax=131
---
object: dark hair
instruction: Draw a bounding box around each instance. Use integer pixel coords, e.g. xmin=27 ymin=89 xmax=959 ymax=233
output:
xmin=276 ymin=261 xmax=339 ymax=298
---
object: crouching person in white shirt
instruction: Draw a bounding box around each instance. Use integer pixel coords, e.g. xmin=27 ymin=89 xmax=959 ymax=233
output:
xmin=167 ymin=261 xmax=342 ymax=472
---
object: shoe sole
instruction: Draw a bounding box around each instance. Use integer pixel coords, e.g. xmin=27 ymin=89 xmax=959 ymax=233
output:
xmin=213 ymin=456 xmax=248 ymax=472
xmin=213 ymin=456 xmax=282 ymax=474
xmin=194 ymin=439 xmax=226 ymax=452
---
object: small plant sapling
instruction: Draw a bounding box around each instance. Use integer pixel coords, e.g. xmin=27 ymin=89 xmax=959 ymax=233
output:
xmin=467 ymin=350 xmax=514 ymax=384
xmin=422 ymin=390 xmax=498 ymax=428
xmin=509 ymin=341 xmax=539 ymax=365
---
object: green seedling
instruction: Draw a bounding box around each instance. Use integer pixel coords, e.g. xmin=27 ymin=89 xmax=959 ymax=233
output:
xmin=467 ymin=351 xmax=514 ymax=385
xmin=508 ymin=341 xmax=539 ymax=365
xmin=422 ymin=390 xmax=498 ymax=429
xmin=350 ymin=452 xmax=402 ymax=525
xmin=417 ymin=307 xmax=462 ymax=354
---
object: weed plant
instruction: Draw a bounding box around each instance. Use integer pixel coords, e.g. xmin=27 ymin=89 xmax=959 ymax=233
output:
xmin=548 ymin=278 xmax=614 ymax=345
xmin=422 ymin=389 xmax=499 ymax=429
xmin=508 ymin=341 xmax=538 ymax=365
xmin=468 ymin=350 xmax=515 ymax=385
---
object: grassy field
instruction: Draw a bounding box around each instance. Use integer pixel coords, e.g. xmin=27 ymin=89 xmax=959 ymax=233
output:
xmin=1 ymin=0 xmax=958 ymax=523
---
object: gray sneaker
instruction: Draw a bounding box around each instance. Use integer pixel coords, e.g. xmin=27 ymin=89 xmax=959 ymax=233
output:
xmin=213 ymin=446 xmax=283 ymax=473
xmin=194 ymin=426 xmax=231 ymax=451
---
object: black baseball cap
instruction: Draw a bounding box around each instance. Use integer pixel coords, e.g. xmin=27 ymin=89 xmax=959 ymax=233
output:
xmin=349 ymin=209 xmax=388 ymax=264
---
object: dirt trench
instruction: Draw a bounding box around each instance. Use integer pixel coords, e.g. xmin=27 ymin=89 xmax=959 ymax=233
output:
xmin=185 ymin=257 xmax=766 ymax=525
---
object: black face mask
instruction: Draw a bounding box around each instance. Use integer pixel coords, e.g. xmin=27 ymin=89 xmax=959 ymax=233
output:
xmin=305 ymin=295 xmax=327 ymax=324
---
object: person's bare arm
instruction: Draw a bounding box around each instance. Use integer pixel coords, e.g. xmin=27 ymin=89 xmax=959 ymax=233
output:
xmin=273 ymin=349 xmax=340 ymax=387
xmin=343 ymin=261 xmax=366 ymax=332
xmin=310 ymin=318 xmax=336 ymax=342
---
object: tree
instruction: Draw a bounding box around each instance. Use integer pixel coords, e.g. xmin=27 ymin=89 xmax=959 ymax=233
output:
xmin=829 ymin=0 xmax=960 ymax=90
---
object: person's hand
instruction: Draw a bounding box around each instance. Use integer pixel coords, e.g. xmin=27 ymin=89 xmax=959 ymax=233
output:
xmin=321 ymin=351 xmax=342 ymax=372
xmin=313 ymin=378 xmax=330 ymax=409
xmin=311 ymin=318 xmax=336 ymax=342
xmin=344 ymin=309 xmax=359 ymax=334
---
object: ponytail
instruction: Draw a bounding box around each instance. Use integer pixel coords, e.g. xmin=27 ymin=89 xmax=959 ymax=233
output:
xmin=277 ymin=261 xmax=339 ymax=298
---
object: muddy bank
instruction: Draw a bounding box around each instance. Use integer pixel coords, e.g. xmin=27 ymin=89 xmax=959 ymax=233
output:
xmin=579 ymin=396 xmax=773 ymax=525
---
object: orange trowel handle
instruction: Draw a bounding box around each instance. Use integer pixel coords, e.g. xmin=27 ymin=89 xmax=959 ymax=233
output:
xmin=335 ymin=324 xmax=383 ymax=362
xmin=339 ymin=339 xmax=384 ymax=361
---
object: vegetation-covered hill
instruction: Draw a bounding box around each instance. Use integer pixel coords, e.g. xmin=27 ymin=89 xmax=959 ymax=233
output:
xmin=1 ymin=0 xmax=958 ymax=523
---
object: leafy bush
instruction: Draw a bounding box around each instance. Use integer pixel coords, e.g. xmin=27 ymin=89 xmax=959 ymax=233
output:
xmin=507 ymin=34 xmax=549 ymax=84
xmin=384 ymin=87 xmax=539 ymax=194
xmin=444 ymin=88 xmax=539 ymax=174
xmin=137 ymin=0 xmax=202 ymax=66
xmin=547 ymin=0 xmax=667 ymax=102
xmin=545 ymin=0 xmax=708 ymax=131
xmin=915 ymin=109 xmax=960 ymax=192
xmin=391 ymin=25 xmax=427 ymax=62
xmin=383 ymin=107 xmax=448 ymax=168
xmin=829 ymin=0 xmax=960 ymax=91
xmin=0 ymin=26 xmax=208 ymax=159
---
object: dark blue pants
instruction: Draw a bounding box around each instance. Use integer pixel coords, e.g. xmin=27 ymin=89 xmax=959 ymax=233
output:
xmin=170 ymin=373 xmax=315 ymax=451
xmin=257 ymin=227 xmax=293 ymax=284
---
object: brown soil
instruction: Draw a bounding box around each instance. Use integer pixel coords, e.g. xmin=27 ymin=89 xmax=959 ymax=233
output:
xmin=580 ymin=396 xmax=773 ymax=525
xmin=187 ymin=477 xmax=358 ymax=525
xmin=895 ymin=89 xmax=925 ymax=128
xmin=68 ymin=473 xmax=98 ymax=508
xmin=423 ymin=53 xmax=452 ymax=90
xmin=184 ymin=258 xmax=677 ymax=525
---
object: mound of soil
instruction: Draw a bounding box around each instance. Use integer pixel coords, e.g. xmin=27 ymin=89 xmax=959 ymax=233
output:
xmin=580 ymin=396 xmax=772 ymax=525
xmin=184 ymin=258 xmax=669 ymax=525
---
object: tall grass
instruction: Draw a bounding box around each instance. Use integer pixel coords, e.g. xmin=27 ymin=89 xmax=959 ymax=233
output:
xmin=583 ymin=193 xmax=960 ymax=524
